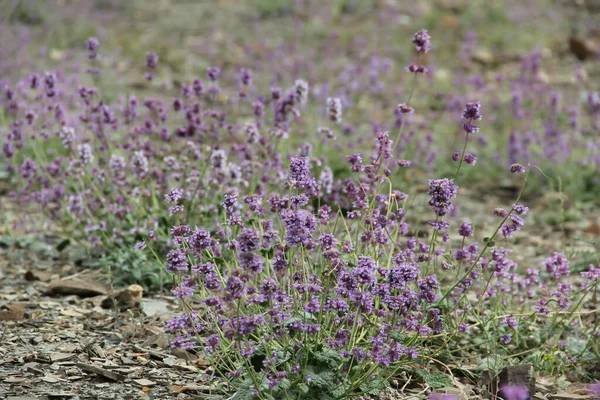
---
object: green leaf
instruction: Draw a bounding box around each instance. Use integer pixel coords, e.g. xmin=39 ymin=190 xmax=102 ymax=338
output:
xmin=313 ymin=348 xmax=343 ymax=369
xmin=231 ymin=379 xmax=257 ymax=400
xmin=298 ymin=383 xmax=309 ymax=394
xmin=56 ymin=239 xmax=71 ymax=252
xmin=408 ymin=369 xmax=454 ymax=389
xmin=483 ymin=237 xmax=495 ymax=247
xmin=360 ymin=376 xmax=390 ymax=395
xmin=422 ymin=371 xmax=453 ymax=389
xmin=305 ymin=366 xmax=336 ymax=389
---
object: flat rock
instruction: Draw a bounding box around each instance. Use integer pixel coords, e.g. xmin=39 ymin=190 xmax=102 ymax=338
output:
xmin=49 ymin=279 xmax=109 ymax=297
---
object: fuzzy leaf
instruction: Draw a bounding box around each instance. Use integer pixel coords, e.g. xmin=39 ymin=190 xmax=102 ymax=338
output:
xmin=231 ymin=379 xmax=257 ymax=400
xmin=305 ymin=366 xmax=336 ymax=389
xmin=314 ymin=348 xmax=343 ymax=368
xmin=360 ymin=376 xmax=390 ymax=395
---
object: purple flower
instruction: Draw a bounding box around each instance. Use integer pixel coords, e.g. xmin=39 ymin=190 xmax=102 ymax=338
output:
xmin=513 ymin=204 xmax=528 ymax=215
xmin=77 ymin=144 xmax=94 ymax=166
xmin=463 ymin=123 xmax=480 ymax=134
xmin=544 ymin=252 xmax=570 ymax=279
xmin=588 ymin=382 xmax=600 ymax=395
xmin=498 ymin=385 xmax=529 ymax=400
xmin=500 ymin=334 xmax=513 ymax=344
xmin=224 ymin=276 xmax=245 ymax=300
xmin=397 ymin=103 xmax=414 ymax=114
xmin=294 ymin=79 xmax=309 ymax=105
xmin=166 ymin=249 xmax=188 ymax=272
xmin=146 ymin=52 xmax=158 ymax=69
xmin=510 ymin=163 xmax=526 ymax=173
xmin=238 ymin=252 xmax=264 ymax=272
xmin=405 ymin=65 xmax=428 ymax=74
xmin=429 ymin=220 xmax=450 ymax=232
xmin=281 ymin=209 xmax=316 ymax=248
xmin=87 ymin=37 xmax=99 ymax=58
xmin=20 ymin=159 xmax=37 ymax=179
xmin=287 ymin=157 xmax=317 ymax=195
xmin=326 ymin=97 xmax=343 ymax=124
xmin=501 ymin=316 xmax=519 ymax=329
xmin=304 ymin=296 xmax=321 ymax=313
xmin=464 ymin=153 xmax=477 ymax=165
xmin=134 ymin=241 xmax=146 ymax=251
xmin=412 ymin=29 xmax=431 ymax=53
xmin=237 ymin=228 xmax=260 ymax=252
xmin=462 ymin=102 xmax=482 ymax=120
xmin=165 ymin=188 xmax=183 ymax=203
xmin=428 ymin=178 xmax=458 ymax=216
xmin=240 ymin=68 xmax=253 ymax=86
xmin=207 ymin=66 xmax=221 ymax=81
xmin=459 ymin=222 xmax=473 ymax=237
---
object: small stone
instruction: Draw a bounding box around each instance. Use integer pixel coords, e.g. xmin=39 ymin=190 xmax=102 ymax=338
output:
xmin=134 ymin=378 xmax=157 ymax=387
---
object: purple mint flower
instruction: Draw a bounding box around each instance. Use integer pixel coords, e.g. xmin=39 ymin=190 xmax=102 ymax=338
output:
xmin=429 ymin=220 xmax=450 ymax=232
xmin=281 ymin=209 xmax=316 ymax=248
xmin=462 ymin=101 xmax=483 ymax=120
xmin=405 ymin=65 xmax=428 ymax=74
xmin=146 ymin=52 xmax=158 ymax=69
xmin=20 ymin=158 xmax=37 ymax=179
xmin=87 ymin=37 xmax=99 ymax=58
xmin=134 ymin=241 xmax=146 ymax=251
xmin=375 ymin=131 xmax=392 ymax=160
xmin=60 ymin=126 xmax=75 ymax=148
xmin=510 ymin=163 xmax=526 ymax=173
xmin=240 ymin=68 xmax=253 ymax=86
xmin=513 ymin=204 xmax=528 ymax=215
xmin=326 ymin=97 xmax=343 ymax=123
xmin=166 ymin=249 xmax=188 ymax=272
xmin=388 ymin=261 xmax=419 ymax=288
xmin=3 ymin=141 xmax=14 ymax=158
xmin=238 ymin=252 xmax=264 ymax=272
xmin=463 ymin=122 xmax=480 ymax=134
xmin=131 ymin=151 xmax=149 ymax=179
xmin=237 ymin=228 xmax=260 ymax=252
xmin=459 ymin=222 xmax=473 ymax=237
xmin=207 ymin=66 xmax=221 ymax=81
xmin=225 ymin=276 xmax=245 ymax=300
xmin=493 ymin=208 xmax=508 ymax=217
xmin=77 ymin=144 xmax=94 ymax=166
xmin=304 ymin=296 xmax=321 ymax=313
xmin=588 ymin=382 xmax=600 ymax=395
xmin=464 ymin=153 xmax=477 ymax=165
xmin=287 ymin=156 xmax=317 ymax=194
xmin=165 ymin=188 xmax=183 ymax=203
xmin=428 ymin=178 xmax=458 ymax=216
xmin=412 ymin=29 xmax=431 ymax=53
xmin=397 ymin=103 xmax=414 ymax=114
xmin=501 ymin=316 xmax=519 ymax=329
xmin=498 ymin=385 xmax=529 ymax=400
xmin=581 ymin=264 xmax=600 ymax=281
xmin=172 ymin=284 xmax=195 ymax=299
xmin=169 ymin=205 xmax=185 ymax=215
xmin=294 ymin=79 xmax=309 ymax=105
xmin=544 ymin=252 xmax=570 ymax=279
xmin=499 ymin=334 xmax=513 ymax=344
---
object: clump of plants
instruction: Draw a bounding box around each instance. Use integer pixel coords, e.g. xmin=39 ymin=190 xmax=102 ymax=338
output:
xmin=2 ymin=13 xmax=600 ymax=397
xmin=152 ymin=32 xmax=600 ymax=398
